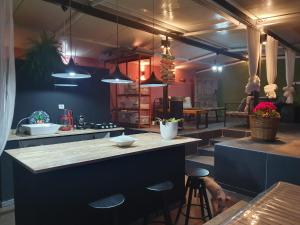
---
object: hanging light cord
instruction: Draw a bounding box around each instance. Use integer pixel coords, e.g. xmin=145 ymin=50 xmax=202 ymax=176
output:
xmin=69 ymin=0 xmax=72 ymax=59
xmin=152 ymin=0 xmax=155 ymax=73
xmin=116 ymin=0 xmax=119 ymax=49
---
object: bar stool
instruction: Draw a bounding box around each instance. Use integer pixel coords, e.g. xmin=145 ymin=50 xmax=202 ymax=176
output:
xmin=89 ymin=193 xmax=125 ymax=225
xmin=144 ymin=180 xmax=174 ymax=225
xmin=175 ymin=166 xmax=212 ymax=225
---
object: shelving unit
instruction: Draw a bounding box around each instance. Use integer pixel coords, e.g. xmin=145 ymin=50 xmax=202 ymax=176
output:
xmin=106 ymin=54 xmax=152 ymax=128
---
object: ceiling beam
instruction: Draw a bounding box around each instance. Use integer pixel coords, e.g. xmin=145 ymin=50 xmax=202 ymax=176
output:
xmin=43 ymin=0 xmax=247 ymax=61
xmin=205 ymin=0 xmax=300 ymax=53
xmin=183 ymin=24 xmax=244 ymax=36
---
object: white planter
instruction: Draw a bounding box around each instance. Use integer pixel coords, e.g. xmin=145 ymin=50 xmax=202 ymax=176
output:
xmin=160 ymin=121 xmax=178 ymax=140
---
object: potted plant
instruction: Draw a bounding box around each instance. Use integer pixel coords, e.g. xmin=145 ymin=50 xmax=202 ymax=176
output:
xmin=20 ymin=32 xmax=64 ymax=88
xmin=250 ymin=102 xmax=280 ymax=141
xmin=156 ymin=118 xmax=183 ymax=140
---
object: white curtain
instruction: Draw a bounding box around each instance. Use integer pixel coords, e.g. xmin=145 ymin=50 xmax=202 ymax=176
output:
xmin=245 ymin=26 xmax=261 ymax=94
xmin=283 ymin=48 xmax=296 ymax=104
xmin=0 ymin=0 xmax=16 ymax=155
xmin=264 ymin=36 xmax=278 ymax=98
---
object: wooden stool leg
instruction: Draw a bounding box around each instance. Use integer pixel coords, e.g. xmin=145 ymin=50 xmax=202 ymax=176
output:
xmin=163 ymin=207 xmax=173 ymax=225
xmin=184 ymin=183 xmax=194 ymax=225
xmin=202 ymin=183 xmax=212 ymax=220
xmin=199 ymin=188 xmax=205 ymax=221
xmin=163 ymin=193 xmax=173 ymax=225
xmin=175 ymin=177 xmax=190 ymax=224
xmin=112 ymin=209 xmax=119 ymax=225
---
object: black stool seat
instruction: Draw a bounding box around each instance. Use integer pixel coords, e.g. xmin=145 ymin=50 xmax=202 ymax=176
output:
xmin=185 ymin=166 xmax=209 ymax=178
xmin=144 ymin=180 xmax=174 ymax=225
xmin=146 ymin=181 xmax=174 ymax=192
xmin=89 ymin=194 xmax=125 ymax=209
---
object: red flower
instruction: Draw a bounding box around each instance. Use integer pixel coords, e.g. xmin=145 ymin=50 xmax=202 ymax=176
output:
xmin=253 ymin=102 xmax=277 ymax=113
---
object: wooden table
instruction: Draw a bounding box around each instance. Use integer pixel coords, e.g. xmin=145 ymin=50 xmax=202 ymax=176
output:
xmin=221 ymin=182 xmax=300 ymax=224
xmin=183 ymin=108 xmax=208 ymax=129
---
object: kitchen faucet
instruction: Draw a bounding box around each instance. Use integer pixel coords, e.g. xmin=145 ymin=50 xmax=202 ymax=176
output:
xmin=15 ymin=117 xmax=29 ymax=134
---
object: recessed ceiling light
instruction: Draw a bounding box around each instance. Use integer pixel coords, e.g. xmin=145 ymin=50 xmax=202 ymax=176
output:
xmin=54 ymin=84 xmax=78 ymax=87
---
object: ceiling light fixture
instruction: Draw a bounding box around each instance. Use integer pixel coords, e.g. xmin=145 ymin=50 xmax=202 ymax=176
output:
xmin=211 ymin=54 xmax=223 ymax=73
xmin=101 ymin=0 xmax=133 ymax=84
xmin=54 ymin=83 xmax=78 ymax=87
xmin=141 ymin=0 xmax=166 ymax=88
xmin=52 ymin=0 xmax=91 ymax=79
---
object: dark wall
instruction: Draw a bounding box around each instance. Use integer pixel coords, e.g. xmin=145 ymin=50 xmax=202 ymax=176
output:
xmin=12 ymin=60 xmax=110 ymax=127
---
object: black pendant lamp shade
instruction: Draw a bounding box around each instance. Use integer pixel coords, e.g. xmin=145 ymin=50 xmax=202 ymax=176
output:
xmin=140 ymin=0 xmax=166 ymax=88
xmin=101 ymin=64 xmax=133 ymax=84
xmin=141 ymin=71 xmax=166 ymax=87
xmin=52 ymin=57 xmax=91 ymax=79
xmin=52 ymin=0 xmax=90 ymax=80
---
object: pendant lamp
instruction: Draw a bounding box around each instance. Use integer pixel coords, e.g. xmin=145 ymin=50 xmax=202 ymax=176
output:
xmin=141 ymin=0 xmax=166 ymax=87
xmin=52 ymin=0 xmax=91 ymax=79
xmin=101 ymin=0 xmax=133 ymax=84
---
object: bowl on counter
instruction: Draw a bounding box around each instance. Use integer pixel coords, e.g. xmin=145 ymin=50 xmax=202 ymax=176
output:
xmin=21 ymin=123 xmax=61 ymax=136
xmin=111 ymin=133 xmax=137 ymax=147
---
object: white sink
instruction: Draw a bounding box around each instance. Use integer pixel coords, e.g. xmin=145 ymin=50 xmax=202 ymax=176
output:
xmin=21 ymin=123 xmax=61 ymax=136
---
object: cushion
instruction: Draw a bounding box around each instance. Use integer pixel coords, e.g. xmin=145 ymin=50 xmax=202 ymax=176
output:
xmin=237 ymin=98 xmax=246 ymax=112
xmin=244 ymin=96 xmax=254 ymax=113
xmin=226 ymin=111 xmax=248 ymax=117
xmin=183 ymin=97 xmax=192 ymax=109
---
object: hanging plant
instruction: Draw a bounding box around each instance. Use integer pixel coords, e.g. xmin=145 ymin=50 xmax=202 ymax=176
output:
xmin=21 ymin=32 xmax=64 ymax=87
xmin=160 ymin=49 xmax=175 ymax=83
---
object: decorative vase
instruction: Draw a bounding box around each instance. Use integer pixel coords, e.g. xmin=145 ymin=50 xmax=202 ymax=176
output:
xmin=249 ymin=115 xmax=280 ymax=141
xmin=160 ymin=121 xmax=178 ymax=140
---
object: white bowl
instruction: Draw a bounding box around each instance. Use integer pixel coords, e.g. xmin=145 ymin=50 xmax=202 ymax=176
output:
xmin=111 ymin=134 xmax=137 ymax=147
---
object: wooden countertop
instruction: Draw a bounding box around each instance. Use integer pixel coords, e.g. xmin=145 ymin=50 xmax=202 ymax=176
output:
xmin=6 ymin=133 xmax=200 ymax=174
xmin=8 ymin=128 xmax=124 ymax=141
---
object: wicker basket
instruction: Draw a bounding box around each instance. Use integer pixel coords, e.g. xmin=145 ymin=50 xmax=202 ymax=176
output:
xmin=249 ymin=115 xmax=280 ymax=141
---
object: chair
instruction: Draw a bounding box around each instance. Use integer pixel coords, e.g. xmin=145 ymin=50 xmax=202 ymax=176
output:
xmin=224 ymin=96 xmax=254 ymax=127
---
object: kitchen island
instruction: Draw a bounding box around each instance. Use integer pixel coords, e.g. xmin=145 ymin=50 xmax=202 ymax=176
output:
xmin=0 ymin=127 xmax=124 ymax=207
xmin=7 ymin=133 xmax=200 ymax=225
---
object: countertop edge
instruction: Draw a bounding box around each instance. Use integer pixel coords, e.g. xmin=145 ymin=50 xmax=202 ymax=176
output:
xmin=8 ymin=127 xmax=125 ymax=141
xmin=7 ymin=136 xmax=200 ymax=174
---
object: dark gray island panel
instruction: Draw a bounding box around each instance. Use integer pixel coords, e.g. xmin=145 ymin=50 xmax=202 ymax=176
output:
xmin=215 ymin=136 xmax=300 ymax=196
xmin=0 ymin=128 xmax=123 ymax=206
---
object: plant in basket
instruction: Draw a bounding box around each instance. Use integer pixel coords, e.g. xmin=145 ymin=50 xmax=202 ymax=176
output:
xmin=250 ymin=102 xmax=280 ymax=141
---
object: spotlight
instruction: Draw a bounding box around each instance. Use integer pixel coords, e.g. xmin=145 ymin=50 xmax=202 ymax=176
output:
xmin=212 ymin=65 xmax=218 ymax=72
xmin=217 ymin=66 xmax=223 ymax=72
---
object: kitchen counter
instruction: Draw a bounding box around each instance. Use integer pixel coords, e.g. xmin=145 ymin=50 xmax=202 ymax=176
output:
xmin=7 ymin=133 xmax=199 ymax=174
xmin=8 ymin=127 xmax=124 ymax=141
xmin=9 ymin=133 xmax=200 ymax=225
